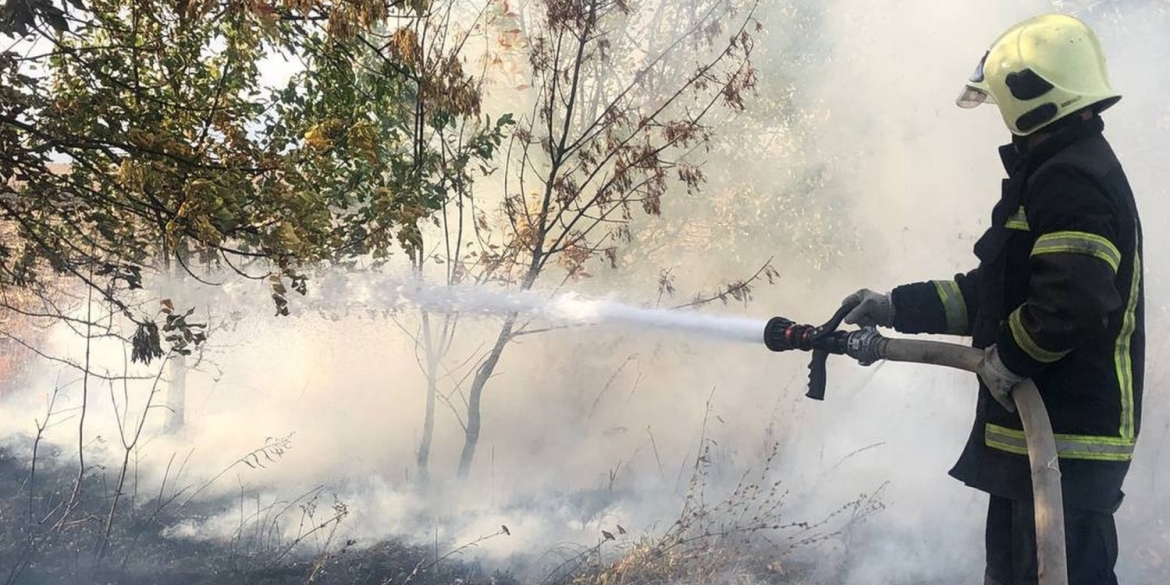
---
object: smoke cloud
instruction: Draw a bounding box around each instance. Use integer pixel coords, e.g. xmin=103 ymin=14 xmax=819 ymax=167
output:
xmin=1 ymin=0 xmax=1168 ymax=583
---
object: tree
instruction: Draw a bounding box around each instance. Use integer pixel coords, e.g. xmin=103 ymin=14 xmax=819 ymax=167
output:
xmin=614 ymin=0 xmax=858 ymax=284
xmin=0 ymin=0 xmax=507 ymax=432
xmin=336 ymin=0 xmax=516 ymax=482
xmin=406 ymin=0 xmax=762 ymax=479
xmin=1 ymin=0 xmax=487 ymax=348
xmin=0 ymin=0 xmax=503 ymax=546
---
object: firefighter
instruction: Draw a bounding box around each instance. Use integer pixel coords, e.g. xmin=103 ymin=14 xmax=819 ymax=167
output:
xmin=840 ymin=14 xmax=1144 ymax=585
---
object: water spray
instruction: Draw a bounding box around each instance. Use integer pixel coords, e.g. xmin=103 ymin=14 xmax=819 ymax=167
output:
xmin=309 ymin=276 xmax=769 ymax=343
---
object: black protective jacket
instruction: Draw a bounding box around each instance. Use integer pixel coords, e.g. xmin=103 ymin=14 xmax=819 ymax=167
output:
xmin=890 ymin=116 xmax=1144 ymax=512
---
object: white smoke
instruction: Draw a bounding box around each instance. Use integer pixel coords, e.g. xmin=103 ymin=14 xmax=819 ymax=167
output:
xmin=1 ymin=1 xmax=1168 ymax=583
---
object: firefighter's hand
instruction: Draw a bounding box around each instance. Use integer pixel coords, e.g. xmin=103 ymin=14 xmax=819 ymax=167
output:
xmin=842 ymin=289 xmax=895 ymax=328
xmin=977 ymin=345 xmax=1025 ymax=413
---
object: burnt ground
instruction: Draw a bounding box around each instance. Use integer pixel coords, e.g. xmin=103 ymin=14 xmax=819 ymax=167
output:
xmin=0 ymin=448 xmax=517 ymax=585
xmin=0 ymin=443 xmax=837 ymax=585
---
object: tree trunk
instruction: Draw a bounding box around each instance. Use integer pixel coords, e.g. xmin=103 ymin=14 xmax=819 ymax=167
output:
xmin=417 ymin=313 xmax=438 ymax=483
xmin=164 ymin=354 xmax=187 ymax=433
xmin=457 ymin=315 xmax=517 ymax=479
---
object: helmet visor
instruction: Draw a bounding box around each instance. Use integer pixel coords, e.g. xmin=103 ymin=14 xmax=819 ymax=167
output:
xmin=956 ymin=85 xmax=995 ymax=108
xmin=956 ymin=51 xmax=995 ymax=108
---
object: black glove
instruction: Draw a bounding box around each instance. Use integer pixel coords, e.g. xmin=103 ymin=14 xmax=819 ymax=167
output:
xmin=977 ymin=345 xmax=1025 ymax=413
xmin=842 ymin=289 xmax=895 ymax=328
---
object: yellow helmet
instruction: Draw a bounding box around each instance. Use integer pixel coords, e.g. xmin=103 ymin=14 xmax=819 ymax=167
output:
xmin=956 ymin=14 xmax=1121 ymax=136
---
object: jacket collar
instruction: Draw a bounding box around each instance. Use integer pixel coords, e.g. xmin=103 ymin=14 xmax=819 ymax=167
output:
xmin=998 ymin=115 xmax=1105 ymax=176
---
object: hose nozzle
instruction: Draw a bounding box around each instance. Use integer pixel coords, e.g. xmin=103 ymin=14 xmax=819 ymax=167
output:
xmin=763 ymin=316 xmax=799 ymax=351
xmin=763 ymin=313 xmax=889 ymax=401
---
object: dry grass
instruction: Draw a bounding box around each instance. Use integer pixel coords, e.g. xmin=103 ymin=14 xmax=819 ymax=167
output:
xmin=545 ymin=439 xmax=886 ymax=585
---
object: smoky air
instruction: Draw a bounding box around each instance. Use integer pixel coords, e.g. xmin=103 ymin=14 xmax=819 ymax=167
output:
xmin=0 ymin=1 xmax=1166 ymax=584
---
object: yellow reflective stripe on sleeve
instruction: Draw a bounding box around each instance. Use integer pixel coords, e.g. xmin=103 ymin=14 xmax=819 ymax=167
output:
xmin=1031 ymin=231 xmax=1121 ymax=272
xmin=1116 ymin=236 xmax=1141 ymax=440
xmin=1005 ymin=206 xmax=1029 ymax=231
xmin=1008 ymin=309 xmax=1070 ymax=363
xmin=932 ymin=280 xmax=968 ymax=335
xmin=985 ymin=424 xmax=1135 ymax=461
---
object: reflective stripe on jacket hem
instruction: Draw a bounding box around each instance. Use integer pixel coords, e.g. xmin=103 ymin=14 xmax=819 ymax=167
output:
xmin=984 ymin=423 xmax=1134 ymax=462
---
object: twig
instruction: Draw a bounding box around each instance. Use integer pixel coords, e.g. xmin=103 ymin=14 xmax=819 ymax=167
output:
xmin=586 ymin=354 xmax=637 ymax=420
xmin=265 ymin=492 xmax=346 ymax=569
xmin=57 ymin=270 xmax=96 ymax=530
xmin=24 ymin=372 xmax=64 ymax=522
xmin=178 ymin=434 xmax=295 ymax=509
xmin=669 ymin=257 xmax=777 ymax=309
xmin=97 ymin=351 xmax=174 ymax=559
xmin=398 ymin=528 xmax=509 ymax=585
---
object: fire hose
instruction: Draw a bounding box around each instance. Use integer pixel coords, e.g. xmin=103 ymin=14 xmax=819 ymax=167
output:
xmin=763 ymin=305 xmax=1068 ymax=585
